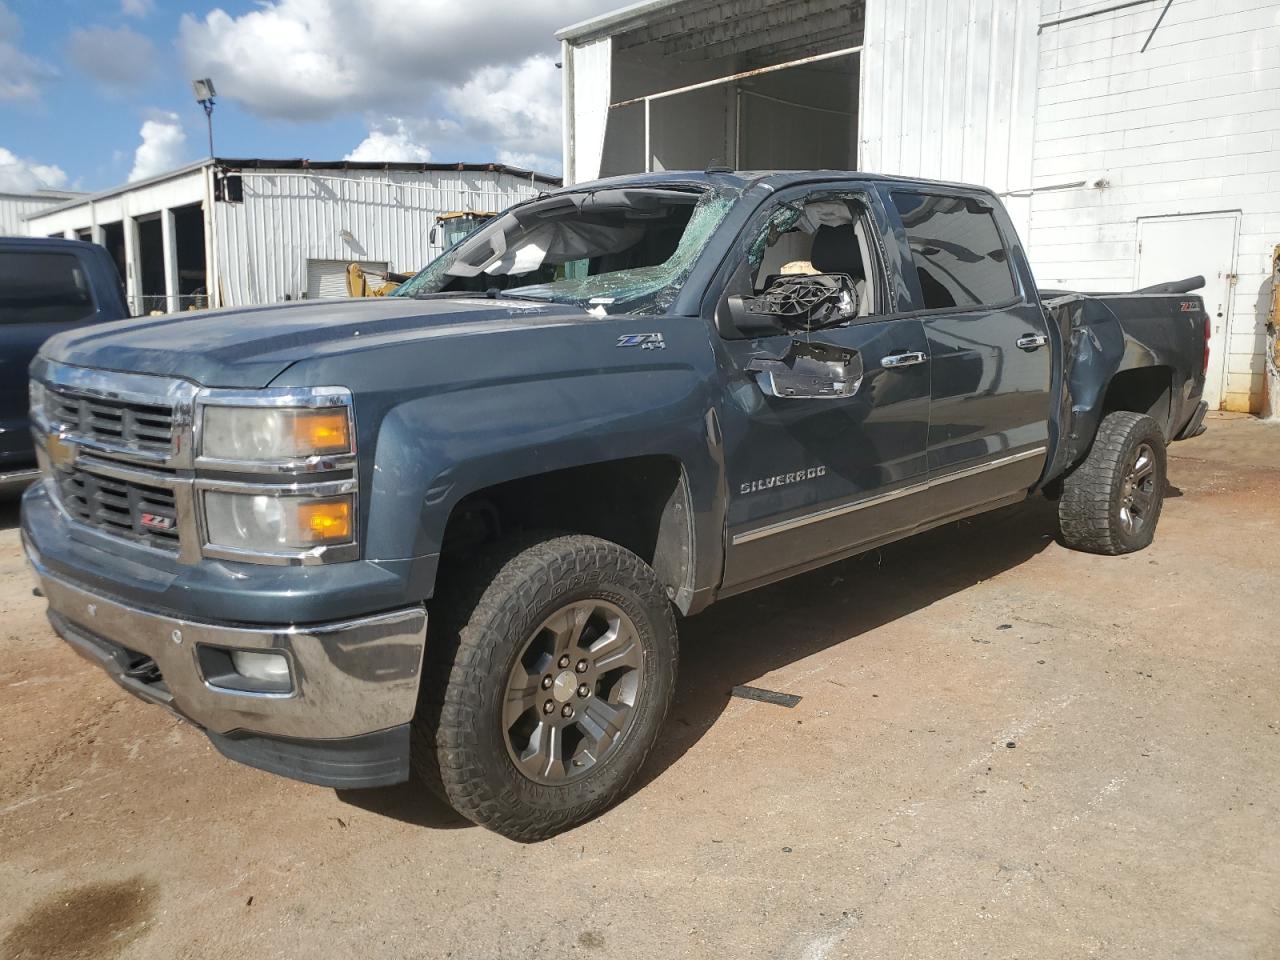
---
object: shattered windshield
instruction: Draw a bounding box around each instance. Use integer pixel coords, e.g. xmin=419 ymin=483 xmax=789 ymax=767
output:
xmin=394 ymin=186 xmax=734 ymax=313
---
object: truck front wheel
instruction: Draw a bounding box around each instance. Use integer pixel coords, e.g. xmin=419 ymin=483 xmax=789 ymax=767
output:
xmin=1057 ymin=410 xmax=1168 ymax=555
xmin=414 ymin=534 xmax=678 ymax=841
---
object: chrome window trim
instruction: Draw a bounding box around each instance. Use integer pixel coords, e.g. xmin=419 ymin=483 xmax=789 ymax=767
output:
xmin=731 ymin=446 xmax=1048 ymax=545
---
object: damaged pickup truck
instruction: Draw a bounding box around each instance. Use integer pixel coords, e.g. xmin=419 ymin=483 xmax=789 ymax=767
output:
xmin=22 ymin=171 xmax=1209 ymax=840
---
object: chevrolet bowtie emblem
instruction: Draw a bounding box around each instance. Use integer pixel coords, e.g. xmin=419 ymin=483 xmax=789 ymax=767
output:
xmin=46 ymin=433 xmax=76 ymax=471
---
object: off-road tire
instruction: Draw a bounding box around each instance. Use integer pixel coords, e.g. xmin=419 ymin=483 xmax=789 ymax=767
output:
xmin=412 ymin=533 xmax=678 ymax=842
xmin=1058 ymin=411 xmax=1167 ymax=555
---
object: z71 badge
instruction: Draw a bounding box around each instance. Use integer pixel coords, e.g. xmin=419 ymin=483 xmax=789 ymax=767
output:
xmin=616 ymin=333 xmax=666 ymax=350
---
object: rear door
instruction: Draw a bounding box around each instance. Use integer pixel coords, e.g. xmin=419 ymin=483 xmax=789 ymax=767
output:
xmin=0 ymin=249 xmax=102 ymax=470
xmin=884 ymin=189 xmax=1052 ymax=522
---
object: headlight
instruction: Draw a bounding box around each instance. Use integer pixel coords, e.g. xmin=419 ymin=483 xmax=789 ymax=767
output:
xmin=201 ymin=405 xmax=352 ymax=461
xmin=204 ymin=492 xmax=354 ymax=552
xmin=29 ymin=379 xmax=46 ymax=418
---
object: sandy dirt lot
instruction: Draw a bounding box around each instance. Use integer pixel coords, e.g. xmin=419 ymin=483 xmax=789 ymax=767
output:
xmin=1 ymin=413 xmax=1277 ymax=960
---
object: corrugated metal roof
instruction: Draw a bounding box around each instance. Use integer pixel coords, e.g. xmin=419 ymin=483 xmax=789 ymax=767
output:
xmin=30 ymin=158 xmax=561 ymax=217
xmin=557 ymin=0 xmax=690 ymax=42
xmin=0 ymin=189 xmax=83 ymax=202
xmin=560 ymin=0 xmax=862 ymax=65
xmin=216 ymin=158 xmax=561 ymax=185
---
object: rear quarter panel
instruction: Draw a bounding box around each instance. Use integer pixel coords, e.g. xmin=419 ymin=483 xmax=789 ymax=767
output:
xmin=1043 ymin=293 xmax=1206 ymax=480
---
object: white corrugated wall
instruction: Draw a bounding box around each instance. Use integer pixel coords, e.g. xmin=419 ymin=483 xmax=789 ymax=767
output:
xmin=213 ymin=169 xmax=547 ymax=306
xmin=1 ymin=194 xmax=76 ymax=236
xmin=858 ymin=0 xmax=1041 ymax=238
xmin=1029 ymin=0 xmax=1280 ymax=413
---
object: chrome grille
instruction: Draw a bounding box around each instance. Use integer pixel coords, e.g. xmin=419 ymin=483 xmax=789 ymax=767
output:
xmin=55 ymin=466 xmax=180 ymax=553
xmin=46 ymin=389 xmax=175 ymax=455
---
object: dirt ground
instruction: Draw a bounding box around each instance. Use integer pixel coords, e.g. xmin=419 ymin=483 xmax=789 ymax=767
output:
xmin=1 ymin=412 xmax=1277 ymax=960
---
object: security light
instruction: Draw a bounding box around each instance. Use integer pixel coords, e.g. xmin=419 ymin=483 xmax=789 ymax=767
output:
xmin=192 ymin=78 xmax=217 ymax=157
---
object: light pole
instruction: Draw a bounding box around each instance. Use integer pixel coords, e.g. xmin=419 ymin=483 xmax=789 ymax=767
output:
xmin=192 ymin=78 xmax=217 ymax=157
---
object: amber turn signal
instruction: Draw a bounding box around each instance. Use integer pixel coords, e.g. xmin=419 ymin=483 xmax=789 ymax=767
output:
xmin=297 ymin=498 xmax=352 ymax=543
xmin=292 ymin=410 xmax=351 ymax=455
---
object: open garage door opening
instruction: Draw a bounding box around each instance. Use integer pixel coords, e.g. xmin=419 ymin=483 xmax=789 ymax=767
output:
xmin=571 ymin=0 xmax=865 ymax=180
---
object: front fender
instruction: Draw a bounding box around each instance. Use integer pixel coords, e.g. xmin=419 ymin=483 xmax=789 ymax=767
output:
xmin=366 ymin=365 xmax=721 ymax=565
xmin=273 ymin=317 xmax=729 ymax=605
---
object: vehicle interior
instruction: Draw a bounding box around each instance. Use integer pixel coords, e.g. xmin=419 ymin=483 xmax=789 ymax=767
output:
xmin=749 ymin=198 xmax=879 ymax=318
xmin=425 ymin=188 xmax=706 ymax=295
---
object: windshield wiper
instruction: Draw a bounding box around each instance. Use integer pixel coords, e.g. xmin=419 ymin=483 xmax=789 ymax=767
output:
xmin=486 ymin=288 xmax=552 ymax=302
xmin=411 ymin=288 xmax=552 ymax=303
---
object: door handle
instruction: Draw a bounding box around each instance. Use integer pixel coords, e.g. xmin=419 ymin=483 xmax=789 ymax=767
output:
xmin=1016 ymin=333 xmax=1049 ymax=350
xmin=882 ymin=351 xmax=927 ymax=368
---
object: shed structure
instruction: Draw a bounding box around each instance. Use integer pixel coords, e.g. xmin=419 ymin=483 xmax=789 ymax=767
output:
xmin=23 ymin=159 xmax=558 ymax=315
xmin=0 ymin=189 xmax=82 ymax=236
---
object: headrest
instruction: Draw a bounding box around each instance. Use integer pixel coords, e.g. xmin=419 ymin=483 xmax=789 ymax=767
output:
xmin=810 ymin=224 xmax=864 ymax=279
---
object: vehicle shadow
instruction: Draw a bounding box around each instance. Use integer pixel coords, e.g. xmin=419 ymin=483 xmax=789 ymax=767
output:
xmin=0 ymin=495 xmax=22 ymax=531
xmin=341 ymin=495 xmax=1059 ymax=834
xmin=336 ymin=781 xmax=472 ymax=830
xmin=630 ymin=494 xmax=1061 ymax=795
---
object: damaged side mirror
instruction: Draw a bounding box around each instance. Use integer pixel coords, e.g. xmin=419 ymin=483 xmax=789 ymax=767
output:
xmin=723 ymin=294 xmax=787 ymax=337
xmin=748 ymin=339 xmax=864 ymax=400
xmin=725 ymin=274 xmax=859 ymax=339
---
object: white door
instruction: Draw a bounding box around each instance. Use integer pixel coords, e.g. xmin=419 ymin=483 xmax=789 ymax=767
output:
xmin=1134 ymin=212 xmax=1240 ymax=410
xmin=306 ymin=259 xmax=387 ymax=299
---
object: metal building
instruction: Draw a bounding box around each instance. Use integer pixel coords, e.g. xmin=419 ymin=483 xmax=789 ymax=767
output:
xmin=23 ymin=159 xmax=559 ymax=315
xmin=559 ymin=0 xmax=1280 ymax=413
xmin=0 ymin=188 xmax=82 ymax=236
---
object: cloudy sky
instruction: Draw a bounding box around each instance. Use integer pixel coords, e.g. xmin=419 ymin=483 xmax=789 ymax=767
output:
xmin=0 ymin=0 xmax=617 ymax=194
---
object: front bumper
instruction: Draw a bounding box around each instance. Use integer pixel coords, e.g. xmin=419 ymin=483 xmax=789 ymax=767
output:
xmin=24 ymin=533 xmax=427 ymax=787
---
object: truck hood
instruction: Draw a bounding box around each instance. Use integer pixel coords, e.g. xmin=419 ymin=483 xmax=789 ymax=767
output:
xmin=41 ymin=296 xmax=595 ymax=388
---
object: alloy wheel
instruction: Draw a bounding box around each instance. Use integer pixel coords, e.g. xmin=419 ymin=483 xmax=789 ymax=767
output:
xmin=502 ymin=599 xmax=644 ymax=784
xmin=1119 ymin=442 xmax=1157 ymax=535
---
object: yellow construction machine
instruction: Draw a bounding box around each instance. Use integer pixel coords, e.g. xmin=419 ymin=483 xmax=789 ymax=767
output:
xmin=346 ymin=210 xmax=496 ymax=297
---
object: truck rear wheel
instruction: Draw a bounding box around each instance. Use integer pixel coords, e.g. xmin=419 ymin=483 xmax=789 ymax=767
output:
xmin=413 ymin=534 xmax=677 ymax=841
xmin=1057 ymin=411 xmax=1168 ymax=555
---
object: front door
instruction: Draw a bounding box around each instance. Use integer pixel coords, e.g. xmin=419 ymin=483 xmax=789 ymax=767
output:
xmin=715 ymin=186 xmax=932 ymax=592
xmin=1135 ymin=212 xmax=1240 ymax=410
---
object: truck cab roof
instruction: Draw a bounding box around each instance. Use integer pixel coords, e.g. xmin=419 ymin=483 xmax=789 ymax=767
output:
xmin=559 ymin=168 xmax=1001 ymax=198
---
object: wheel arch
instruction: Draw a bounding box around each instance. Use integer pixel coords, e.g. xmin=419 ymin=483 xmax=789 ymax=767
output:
xmin=436 ymin=455 xmax=700 ymax=614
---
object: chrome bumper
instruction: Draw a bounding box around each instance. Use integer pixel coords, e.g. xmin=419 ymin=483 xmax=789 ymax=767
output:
xmin=24 ymin=534 xmax=427 ymax=740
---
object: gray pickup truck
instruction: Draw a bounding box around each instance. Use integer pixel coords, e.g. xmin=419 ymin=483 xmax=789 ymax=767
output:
xmin=22 ymin=171 xmax=1208 ymax=840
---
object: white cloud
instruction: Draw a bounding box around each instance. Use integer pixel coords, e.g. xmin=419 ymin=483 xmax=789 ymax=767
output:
xmin=67 ymin=26 xmax=154 ymax=92
xmin=0 ymin=146 xmax=68 ymax=193
xmin=180 ymin=0 xmax=614 ymax=168
xmin=129 ymin=113 xmax=188 ymax=182
xmin=345 ymin=119 xmax=432 ymax=162
xmin=180 ymin=0 xmax=613 ymax=119
xmin=445 ymin=56 xmax=562 ymax=170
xmin=121 ymin=0 xmax=155 ymax=16
xmin=497 ymin=149 xmax=553 ymax=172
xmin=0 ymin=2 xmax=57 ymax=101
